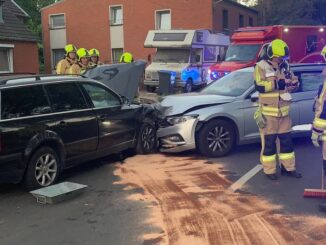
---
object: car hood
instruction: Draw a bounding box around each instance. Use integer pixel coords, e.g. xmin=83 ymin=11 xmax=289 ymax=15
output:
xmin=84 ymin=61 xmax=146 ymax=102
xmin=160 ymin=93 xmax=235 ymax=116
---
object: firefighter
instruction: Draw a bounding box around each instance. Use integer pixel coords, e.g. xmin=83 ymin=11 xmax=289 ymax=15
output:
xmin=56 ymin=44 xmax=77 ymax=74
xmin=68 ymin=48 xmax=90 ymax=75
xmin=88 ymin=48 xmax=103 ymax=68
xmin=254 ymin=39 xmax=302 ymax=180
xmin=119 ymin=52 xmax=134 ymax=63
xmin=311 ymin=45 xmax=326 ymax=175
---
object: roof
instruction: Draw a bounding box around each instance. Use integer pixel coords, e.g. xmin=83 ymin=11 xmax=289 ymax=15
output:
xmin=0 ymin=0 xmax=38 ymax=42
xmin=219 ymin=0 xmax=258 ymax=14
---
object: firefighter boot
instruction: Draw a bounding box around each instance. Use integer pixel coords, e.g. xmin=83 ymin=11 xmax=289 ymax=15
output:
xmin=265 ymin=173 xmax=278 ymax=181
xmin=280 ymin=165 xmax=302 ymax=178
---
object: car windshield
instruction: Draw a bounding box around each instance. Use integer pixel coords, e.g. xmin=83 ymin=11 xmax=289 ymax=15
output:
xmin=201 ymin=70 xmax=253 ymax=97
xmin=153 ymin=49 xmax=189 ymax=63
xmin=225 ymin=44 xmax=261 ymax=62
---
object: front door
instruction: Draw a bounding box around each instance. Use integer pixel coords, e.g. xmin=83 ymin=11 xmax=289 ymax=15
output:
xmin=81 ymin=82 xmax=138 ymax=152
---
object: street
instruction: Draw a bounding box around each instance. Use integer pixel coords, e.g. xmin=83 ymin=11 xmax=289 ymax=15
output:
xmin=1 ymin=138 xmax=326 ymax=245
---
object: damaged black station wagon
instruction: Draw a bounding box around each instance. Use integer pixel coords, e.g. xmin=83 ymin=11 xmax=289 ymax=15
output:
xmin=0 ymin=62 xmax=158 ymax=189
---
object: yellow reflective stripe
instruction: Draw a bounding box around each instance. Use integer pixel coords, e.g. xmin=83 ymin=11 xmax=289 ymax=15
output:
xmin=261 ymin=154 xmax=276 ymax=163
xmin=278 ymin=152 xmax=295 ymax=160
xmin=261 ymin=106 xmax=289 ymax=116
xmin=319 ymin=83 xmax=326 ymax=104
xmin=313 ymin=118 xmax=326 ymax=128
xmin=260 ymin=93 xmax=280 ymax=98
xmin=255 ymin=68 xmax=273 ymax=92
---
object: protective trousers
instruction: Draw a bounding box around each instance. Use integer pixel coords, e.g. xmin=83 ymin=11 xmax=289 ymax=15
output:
xmin=259 ymin=115 xmax=296 ymax=174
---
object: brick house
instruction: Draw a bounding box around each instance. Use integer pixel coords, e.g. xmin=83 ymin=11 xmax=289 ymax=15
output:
xmin=41 ymin=0 xmax=258 ymax=73
xmin=0 ymin=0 xmax=39 ymax=74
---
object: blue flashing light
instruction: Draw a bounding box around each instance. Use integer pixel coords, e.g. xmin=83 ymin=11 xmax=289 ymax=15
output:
xmin=181 ymin=69 xmax=200 ymax=81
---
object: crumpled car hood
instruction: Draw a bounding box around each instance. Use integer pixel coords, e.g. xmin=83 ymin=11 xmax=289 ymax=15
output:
xmin=159 ymin=93 xmax=235 ymax=116
xmin=84 ymin=61 xmax=146 ymax=102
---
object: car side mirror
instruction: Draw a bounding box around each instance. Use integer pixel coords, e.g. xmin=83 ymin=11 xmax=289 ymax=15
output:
xmin=250 ymin=91 xmax=259 ymax=102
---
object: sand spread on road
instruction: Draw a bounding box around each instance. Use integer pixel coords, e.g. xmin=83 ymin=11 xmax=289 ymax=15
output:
xmin=114 ymin=154 xmax=326 ymax=245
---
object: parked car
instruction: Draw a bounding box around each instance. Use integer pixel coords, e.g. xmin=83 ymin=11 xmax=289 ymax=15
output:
xmin=0 ymin=64 xmax=158 ymax=189
xmin=157 ymin=63 xmax=326 ymax=157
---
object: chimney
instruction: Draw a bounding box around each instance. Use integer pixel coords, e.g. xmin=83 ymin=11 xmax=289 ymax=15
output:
xmin=0 ymin=0 xmax=4 ymax=23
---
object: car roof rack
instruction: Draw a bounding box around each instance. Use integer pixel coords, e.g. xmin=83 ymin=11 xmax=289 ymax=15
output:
xmin=0 ymin=74 xmax=81 ymax=85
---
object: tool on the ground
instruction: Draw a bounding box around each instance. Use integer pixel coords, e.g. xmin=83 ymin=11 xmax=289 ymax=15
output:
xmin=303 ymin=164 xmax=326 ymax=198
xmin=30 ymin=182 xmax=88 ymax=204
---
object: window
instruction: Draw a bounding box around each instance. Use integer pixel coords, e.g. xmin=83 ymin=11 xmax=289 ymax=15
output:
xmin=82 ymin=83 xmax=121 ymax=108
xmin=153 ymin=33 xmax=186 ymax=41
xmin=110 ymin=6 xmax=123 ymax=25
xmin=45 ymin=83 xmax=88 ymax=112
xmin=239 ymin=14 xmax=244 ymax=27
xmin=222 ymin=9 xmax=229 ymax=34
xmin=204 ymin=46 xmax=217 ymax=61
xmin=49 ymin=14 xmax=65 ymax=29
xmin=249 ymin=17 xmax=253 ymax=27
xmin=306 ymin=35 xmax=317 ymax=54
xmin=1 ymin=86 xmax=51 ymax=120
xmin=225 ymin=44 xmax=261 ymax=62
xmin=0 ymin=47 xmax=13 ymax=73
xmin=112 ymin=48 xmax=123 ymax=63
xmin=156 ymin=10 xmax=171 ymax=30
xmin=52 ymin=49 xmax=65 ymax=69
xmin=298 ymin=72 xmax=324 ymax=92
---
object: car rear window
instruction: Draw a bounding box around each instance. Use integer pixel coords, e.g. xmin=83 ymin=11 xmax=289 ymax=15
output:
xmin=45 ymin=82 xmax=88 ymax=112
xmin=1 ymin=85 xmax=51 ymax=120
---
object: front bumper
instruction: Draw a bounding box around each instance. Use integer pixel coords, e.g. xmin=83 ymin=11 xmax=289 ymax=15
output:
xmin=144 ymin=79 xmax=187 ymax=88
xmin=157 ymin=118 xmax=198 ymax=153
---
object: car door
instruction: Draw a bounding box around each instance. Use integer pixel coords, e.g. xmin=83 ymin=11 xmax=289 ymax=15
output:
xmin=80 ymin=82 xmax=138 ymax=152
xmin=293 ymin=70 xmax=325 ymax=125
xmin=45 ymin=82 xmax=99 ymax=161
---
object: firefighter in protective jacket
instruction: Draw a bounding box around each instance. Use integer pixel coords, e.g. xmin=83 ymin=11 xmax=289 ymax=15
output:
xmin=88 ymin=48 xmax=103 ymax=68
xmin=254 ymin=39 xmax=302 ymax=180
xmin=311 ymin=45 xmax=326 ymax=175
xmin=56 ymin=44 xmax=77 ymax=74
xmin=68 ymin=48 xmax=90 ymax=75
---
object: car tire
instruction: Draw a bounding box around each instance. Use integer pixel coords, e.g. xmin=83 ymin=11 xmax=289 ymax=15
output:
xmin=146 ymin=86 xmax=156 ymax=93
xmin=197 ymin=119 xmax=235 ymax=157
xmin=24 ymin=147 xmax=61 ymax=190
xmin=135 ymin=119 xmax=157 ymax=154
xmin=184 ymin=79 xmax=193 ymax=93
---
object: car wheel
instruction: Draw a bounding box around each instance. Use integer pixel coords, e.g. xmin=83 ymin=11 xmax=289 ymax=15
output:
xmin=146 ymin=86 xmax=156 ymax=93
xmin=197 ymin=119 xmax=235 ymax=157
xmin=24 ymin=147 xmax=60 ymax=190
xmin=136 ymin=120 xmax=157 ymax=154
xmin=184 ymin=79 xmax=193 ymax=93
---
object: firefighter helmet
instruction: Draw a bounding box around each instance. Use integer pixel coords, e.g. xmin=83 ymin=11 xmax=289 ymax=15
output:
xmin=119 ymin=52 xmax=134 ymax=63
xmin=76 ymin=48 xmax=90 ymax=61
xmin=89 ymin=48 xmax=100 ymax=57
xmin=267 ymin=39 xmax=289 ymax=59
xmin=321 ymin=46 xmax=326 ymax=61
xmin=65 ymin=44 xmax=77 ymax=55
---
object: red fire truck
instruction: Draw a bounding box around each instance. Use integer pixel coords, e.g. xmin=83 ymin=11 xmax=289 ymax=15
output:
xmin=209 ymin=25 xmax=326 ymax=81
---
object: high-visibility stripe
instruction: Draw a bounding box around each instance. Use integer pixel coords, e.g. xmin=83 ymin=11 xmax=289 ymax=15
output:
xmin=278 ymin=152 xmax=295 ymax=160
xmin=261 ymin=105 xmax=289 ymax=117
xmin=261 ymin=154 xmax=277 ymax=163
xmin=319 ymin=83 xmax=326 ymax=104
xmin=313 ymin=118 xmax=326 ymax=128
xmin=260 ymin=92 xmax=280 ymax=98
xmin=255 ymin=68 xmax=273 ymax=92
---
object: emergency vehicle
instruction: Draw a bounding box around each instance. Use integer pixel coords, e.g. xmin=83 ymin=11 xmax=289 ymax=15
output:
xmin=209 ymin=25 xmax=326 ymax=81
xmin=144 ymin=29 xmax=229 ymax=92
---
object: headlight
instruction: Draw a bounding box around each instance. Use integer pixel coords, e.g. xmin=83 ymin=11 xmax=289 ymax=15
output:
xmin=166 ymin=115 xmax=198 ymax=125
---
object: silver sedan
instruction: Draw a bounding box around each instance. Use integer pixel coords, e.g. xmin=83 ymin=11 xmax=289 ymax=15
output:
xmin=158 ymin=64 xmax=326 ymax=157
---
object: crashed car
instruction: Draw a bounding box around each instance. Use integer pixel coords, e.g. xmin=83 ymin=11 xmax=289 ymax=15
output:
xmin=158 ymin=64 xmax=326 ymax=157
xmin=0 ymin=61 xmax=158 ymax=189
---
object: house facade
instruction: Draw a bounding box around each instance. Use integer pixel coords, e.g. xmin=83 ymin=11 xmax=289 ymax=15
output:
xmin=0 ymin=0 xmax=39 ymax=74
xmin=41 ymin=0 xmax=258 ymax=73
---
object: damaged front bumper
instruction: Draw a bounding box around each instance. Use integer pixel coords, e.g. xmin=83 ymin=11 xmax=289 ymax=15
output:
xmin=157 ymin=117 xmax=198 ymax=153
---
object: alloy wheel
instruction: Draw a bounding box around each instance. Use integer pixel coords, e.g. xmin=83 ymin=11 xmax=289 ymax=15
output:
xmin=207 ymin=125 xmax=231 ymax=152
xmin=141 ymin=125 xmax=156 ymax=151
xmin=34 ymin=153 xmax=58 ymax=187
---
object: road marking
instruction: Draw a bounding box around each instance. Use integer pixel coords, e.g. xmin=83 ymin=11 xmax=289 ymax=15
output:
xmin=228 ymin=164 xmax=263 ymax=192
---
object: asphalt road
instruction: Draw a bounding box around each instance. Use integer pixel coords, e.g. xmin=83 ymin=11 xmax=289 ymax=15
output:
xmin=211 ymin=137 xmax=326 ymax=216
xmin=0 ymin=155 xmax=160 ymax=245
xmin=0 ymin=138 xmax=325 ymax=245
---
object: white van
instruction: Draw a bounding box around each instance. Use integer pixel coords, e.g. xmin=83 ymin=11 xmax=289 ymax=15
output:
xmin=144 ymin=29 xmax=230 ymax=92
